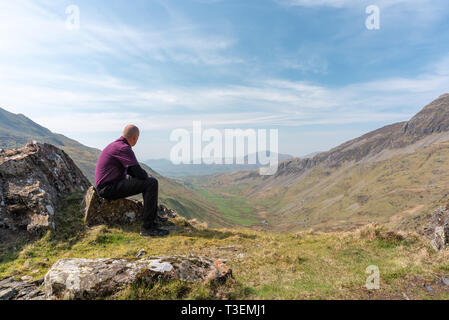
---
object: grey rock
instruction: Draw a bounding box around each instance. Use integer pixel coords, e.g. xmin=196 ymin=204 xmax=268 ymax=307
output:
xmin=15 ymin=285 xmax=35 ymax=298
xmin=21 ymin=275 xmax=33 ymax=282
xmin=32 ymin=277 xmax=45 ymax=286
xmin=157 ymin=205 xmax=178 ymax=219
xmin=0 ymin=277 xmax=45 ymax=300
xmin=424 ymin=205 xmax=449 ymax=251
xmin=0 ymin=287 xmax=18 ymax=300
xmin=44 ymin=256 xmax=232 ymax=300
xmin=83 ymin=186 xmax=178 ymax=226
xmin=442 ymin=277 xmax=449 ymax=286
xmin=0 ymin=277 xmax=14 ymax=287
xmin=18 ymin=288 xmax=45 ymax=300
xmin=83 ymin=186 xmax=143 ymax=226
xmin=0 ymin=142 xmax=90 ymax=234
xmin=135 ymin=248 xmax=146 ymax=258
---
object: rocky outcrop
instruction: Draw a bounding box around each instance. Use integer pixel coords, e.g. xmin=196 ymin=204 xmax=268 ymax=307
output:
xmin=424 ymin=205 xmax=449 ymax=251
xmin=0 ymin=277 xmax=45 ymax=300
xmin=44 ymin=256 xmax=232 ymax=300
xmin=83 ymin=186 xmax=178 ymax=226
xmin=0 ymin=142 xmax=91 ymax=234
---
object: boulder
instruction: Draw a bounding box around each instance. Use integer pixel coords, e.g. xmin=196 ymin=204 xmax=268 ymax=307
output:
xmin=44 ymin=256 xmax=232 ymax=299
xmin=83 ymin=186 xmax=178 ymax=226
xmin=83 ymin=186 xmax=143 ymax=226
xmin=0 ymin=142 xmax=90 ymax=234
xmin=424 ymin=205 xmax=449 ymax=251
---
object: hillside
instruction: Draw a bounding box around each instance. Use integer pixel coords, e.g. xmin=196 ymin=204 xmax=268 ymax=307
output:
xmin=192 ymin=94 xmax=449 ymax=232
xmin=0 ymin=107 xmax=237 ymax=228
xmin=1 ymin=192 xmax=449 ymax=299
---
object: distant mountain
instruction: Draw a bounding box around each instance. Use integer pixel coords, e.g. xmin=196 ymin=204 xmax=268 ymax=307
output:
xmin=144 ymin=153 xmax=294 ymax=177
xmin=194 ymin=94 xmax=449 ymax=232
xmin=0 ymin=107 xmax=238 ymax=227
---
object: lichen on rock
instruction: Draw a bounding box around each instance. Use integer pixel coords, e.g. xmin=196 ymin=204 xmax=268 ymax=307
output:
xmin=44 ymin=256 xmax=232 ymax=300
xmin=82 ymin=186 xmax=143 ymax=226
xmin=0 ymin=142 xmax=91 ymax=234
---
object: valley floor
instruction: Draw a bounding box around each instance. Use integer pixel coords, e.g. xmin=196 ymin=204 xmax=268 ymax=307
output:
xmin=1 ymin=192 xmax=449 ymax=300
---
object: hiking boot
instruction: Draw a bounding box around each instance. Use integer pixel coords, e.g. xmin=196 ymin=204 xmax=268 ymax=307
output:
xmin=140 ymin=226 xmax=169 ymax=237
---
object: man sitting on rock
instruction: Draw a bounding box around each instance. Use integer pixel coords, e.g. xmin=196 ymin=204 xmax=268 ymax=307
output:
xmin=95 ymin=125 xmax=169 ymax=237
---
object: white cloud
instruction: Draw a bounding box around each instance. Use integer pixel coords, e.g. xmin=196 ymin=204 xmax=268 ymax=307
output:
xmin=0 ymin=0 xmax=241 ymax=65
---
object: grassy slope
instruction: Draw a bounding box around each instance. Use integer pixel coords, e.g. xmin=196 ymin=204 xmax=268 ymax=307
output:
xmin=191 ymin=140 xmax=449 ymax=232
xmin=1 ymin=192 xmax=448 ymax=300
xmin=189 ymin=185 xmax=259 ymax=227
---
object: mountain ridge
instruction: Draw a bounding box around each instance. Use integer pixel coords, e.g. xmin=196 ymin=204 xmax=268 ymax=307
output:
xmin=265 ymin=93 xmax=449 ymax=179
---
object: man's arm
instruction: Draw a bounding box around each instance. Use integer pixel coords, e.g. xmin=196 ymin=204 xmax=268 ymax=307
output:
xmin=115 ymin=144 xmax=148 ymax=180
xmin=127 ymin=164 xmax=149 ymax=180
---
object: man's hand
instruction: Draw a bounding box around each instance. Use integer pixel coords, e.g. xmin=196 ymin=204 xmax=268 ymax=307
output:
xmin=127 ymin=164 xmax=149 ymax=180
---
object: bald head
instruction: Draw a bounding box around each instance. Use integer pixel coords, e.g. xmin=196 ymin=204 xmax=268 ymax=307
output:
xmin=123 ymin=125 xmax=140 ymax=147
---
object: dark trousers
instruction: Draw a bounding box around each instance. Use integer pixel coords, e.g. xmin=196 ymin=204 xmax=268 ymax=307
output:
xmin=97 ymin=176 xmax=158 ymax=228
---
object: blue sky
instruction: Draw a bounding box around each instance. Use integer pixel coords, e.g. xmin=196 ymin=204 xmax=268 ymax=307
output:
xmin=1 ymin=0 xmax=449 ymax=159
